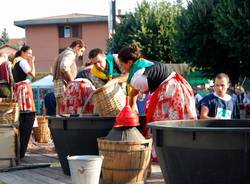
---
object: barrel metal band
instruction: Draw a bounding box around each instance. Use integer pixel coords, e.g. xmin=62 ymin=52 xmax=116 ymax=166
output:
xmin=99 ymin=148 xmax=150 ymax=152
xmin=102 ymin=167 xmax=148 ymax=171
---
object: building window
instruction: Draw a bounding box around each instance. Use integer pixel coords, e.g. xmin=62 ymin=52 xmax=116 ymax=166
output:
xmin=64 ymin=26 xmax=71 ymax=38
xmin=59 ymin=25 xmax=81 ymax=38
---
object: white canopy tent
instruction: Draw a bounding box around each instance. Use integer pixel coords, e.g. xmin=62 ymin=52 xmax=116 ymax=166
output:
xmin=31 ymin=74 xmax=54 ymax=89
xmin=31 ymin=75 xmax=54 ymax=114
xmin=31 ymin=74 xmax=54 ymax=98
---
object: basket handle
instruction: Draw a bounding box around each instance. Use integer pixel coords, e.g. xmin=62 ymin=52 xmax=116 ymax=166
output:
xmin=81 ymin=90 xmax=96 ymax=113
xmin=94 ymin=80 xmax=119 ymax=94
xmin=141 ymin=141 xmax=152 ymax=149
xmin=79 ymin=79 xmax=102 ymax=114
xmin=82 ymin=81 xmax=120 ymax=113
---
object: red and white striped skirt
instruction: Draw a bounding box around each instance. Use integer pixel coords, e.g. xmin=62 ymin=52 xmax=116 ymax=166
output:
xmin=14 ymin=80 xmax=35 ymax=112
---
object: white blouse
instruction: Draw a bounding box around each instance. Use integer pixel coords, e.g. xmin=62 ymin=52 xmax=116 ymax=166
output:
xmin=130 ymin=68 xmax=149 ymax=93
xmin=19 ymin=59 xmax=31 ymax=74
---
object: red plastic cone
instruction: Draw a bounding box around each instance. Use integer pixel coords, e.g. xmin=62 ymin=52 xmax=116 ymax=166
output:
xmin=114 ymin=96 xmax=139 ymax=127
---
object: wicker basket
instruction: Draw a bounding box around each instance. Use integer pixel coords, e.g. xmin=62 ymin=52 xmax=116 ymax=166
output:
xmin=93 ymin=82 xmax=126 ymax=116
xmin=0 ymin=98 xmax=19 ymax=124
xmin=33 ymin=116 xmax=51 ymax=143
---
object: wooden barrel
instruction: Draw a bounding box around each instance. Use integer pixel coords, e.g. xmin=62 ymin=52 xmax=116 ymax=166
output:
xmin=33 ymin=116 xmax=51 ymax=143
xmin=97 ymin=137 xmax=152 ymax=184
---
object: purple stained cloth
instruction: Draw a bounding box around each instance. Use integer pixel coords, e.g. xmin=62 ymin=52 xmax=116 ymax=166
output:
xmin=0 ymin=61 xmax=11 ymax=84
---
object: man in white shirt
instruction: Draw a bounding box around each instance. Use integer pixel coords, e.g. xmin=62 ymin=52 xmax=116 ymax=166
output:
xmin=53 ymin=39 xmax=86 ymax=114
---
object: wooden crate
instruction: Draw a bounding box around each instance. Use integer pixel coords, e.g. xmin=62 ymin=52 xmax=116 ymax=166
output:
xmin=0 ymin=125 xmax=19 ymax=169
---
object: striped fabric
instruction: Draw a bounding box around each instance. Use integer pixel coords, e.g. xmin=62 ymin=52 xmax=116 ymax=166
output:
xmin=54 ymin=79 xmax=66 ymax=98
xmin=14 ymin=80 xmax=35 ymax=112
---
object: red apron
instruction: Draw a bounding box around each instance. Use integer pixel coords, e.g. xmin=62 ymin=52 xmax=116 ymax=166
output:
xmin=14 ymin=80 xmax=35 ymax=112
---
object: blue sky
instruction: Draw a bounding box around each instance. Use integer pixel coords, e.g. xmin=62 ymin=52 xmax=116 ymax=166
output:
xmin=0 ymin=0 xmax=155 ymax=38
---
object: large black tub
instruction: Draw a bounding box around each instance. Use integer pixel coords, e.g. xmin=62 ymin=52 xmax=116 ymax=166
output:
xmin=149 ymin=119 xmax=250 ymax=184
xmin=49 ymin=115 xmax=146 ymax=175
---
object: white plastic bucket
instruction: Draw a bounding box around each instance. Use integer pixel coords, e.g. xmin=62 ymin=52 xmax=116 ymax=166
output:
xmin=67 ymin=155 xmax=103 ymax=184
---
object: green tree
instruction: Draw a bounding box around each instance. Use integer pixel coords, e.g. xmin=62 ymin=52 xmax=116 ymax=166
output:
xmin=1 ymin=28 xmax=9 ymax=44
xmin=109 ymin=0 xmax=182 ymax=63
xmin=0 ymin=39 xmax=4 ymax=47
xmin=172 ymin=0 xmax=250 ymax=84
xmin=213 ymin=0 xmax=250 ymax=80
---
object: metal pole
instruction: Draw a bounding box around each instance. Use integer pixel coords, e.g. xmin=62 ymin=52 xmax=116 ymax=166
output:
xmin=112 ymin=0 xmax=116 ymax=31
xmin=111 ymin=0 xmax=116 ymax=53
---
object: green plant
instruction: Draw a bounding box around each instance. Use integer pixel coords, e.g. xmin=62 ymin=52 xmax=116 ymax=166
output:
xmin=213 ymin=0 xmax=250 ymax=80
xmin=109 ymin=0 xmax=182 ymax=63
xmin=1 ymin=28 xmax=9 ymax=44
xmin=172 ymin=0 xmax=241 ymax=84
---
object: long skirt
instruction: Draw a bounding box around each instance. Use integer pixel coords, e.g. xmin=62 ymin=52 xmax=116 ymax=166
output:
xmin=145 ymin=72 xmax=197 ymax=135
xmin=14 ymin=80 xmax=36 ymax=158
xmin=61 ymin=78 xmax=96 ymax=115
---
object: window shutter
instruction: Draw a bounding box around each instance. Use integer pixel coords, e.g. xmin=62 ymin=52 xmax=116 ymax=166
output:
xmin=58 ymin=26 xmax=64 ymax=38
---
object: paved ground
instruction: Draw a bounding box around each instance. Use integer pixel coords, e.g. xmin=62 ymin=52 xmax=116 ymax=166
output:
xmin=0 ymin=142 xmax=165 ymax=184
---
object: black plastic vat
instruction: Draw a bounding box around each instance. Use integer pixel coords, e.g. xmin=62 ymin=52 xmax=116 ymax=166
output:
xmin=149 ymin=119 xmax=250 ymax=184
xmin=48 ymin=115 xmax=146 ymax=175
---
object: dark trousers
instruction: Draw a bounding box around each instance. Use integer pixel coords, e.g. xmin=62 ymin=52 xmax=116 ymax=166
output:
xmin=19 ymin=112 xmax=35 ymax=158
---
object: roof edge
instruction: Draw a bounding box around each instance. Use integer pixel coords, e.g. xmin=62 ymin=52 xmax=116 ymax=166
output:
xmin=14 ymin=16 xmax=108 ymax=28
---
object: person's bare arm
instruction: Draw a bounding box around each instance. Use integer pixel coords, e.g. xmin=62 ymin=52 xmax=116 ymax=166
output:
xmin=111 ymin=73 xmax=129 ymax=83
xmin=27 ymin=56 xmax=35 ymax=78
xmin=63 ymin=70 xmax=74 ymax=84
xmin=129 ymin=88 xmax=139 ymax=112
xmin=200 ymin=105 xmax=217 ymax=119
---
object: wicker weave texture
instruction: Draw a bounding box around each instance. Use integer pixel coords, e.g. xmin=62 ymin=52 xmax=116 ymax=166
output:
xmin=0 ymin=98 xmax=19 ymax=124
xmin=93 ymin=83 xmax=126 ymax=116
xmin=33 ymin=116 xmax=51 ymax=143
